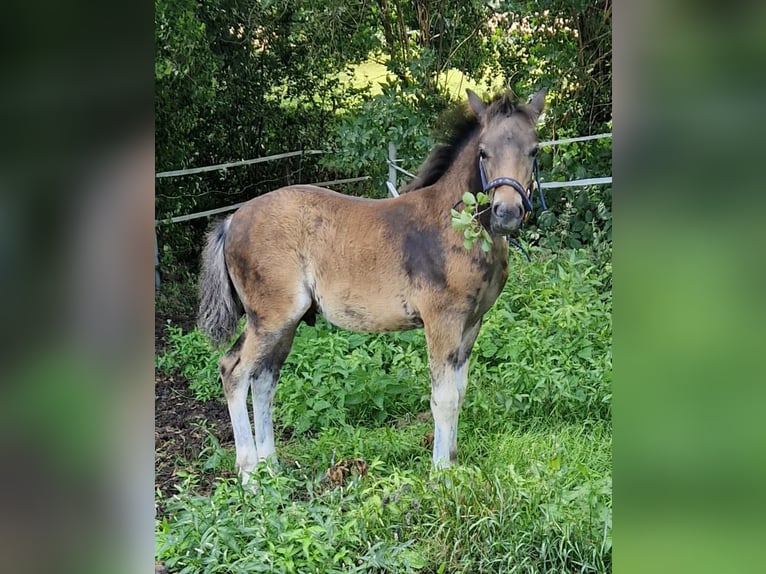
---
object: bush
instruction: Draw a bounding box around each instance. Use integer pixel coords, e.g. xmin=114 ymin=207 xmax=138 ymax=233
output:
xmin=156 ymin=324 xmax=223 ymax=402
xmin=470 ymin=247 xmax=612 ymax=425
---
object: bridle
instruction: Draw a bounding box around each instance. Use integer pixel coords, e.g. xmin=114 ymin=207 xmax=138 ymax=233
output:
xmin=451 ymin=154 xmax=548 ymax=262
xmin=478 ymin=154 xmax=548 ymax=218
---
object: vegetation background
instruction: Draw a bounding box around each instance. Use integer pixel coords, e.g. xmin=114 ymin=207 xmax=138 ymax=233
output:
xmin=155 ymin=0 xmax=612 ymax=572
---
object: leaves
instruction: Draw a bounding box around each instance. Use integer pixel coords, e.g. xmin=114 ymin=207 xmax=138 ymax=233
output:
xmin=451 ymin=192 xmax=492 ymax=252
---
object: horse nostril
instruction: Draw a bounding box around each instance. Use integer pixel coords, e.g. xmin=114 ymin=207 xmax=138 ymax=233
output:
xmin=492 ymin=203 xmax=503 ymax=217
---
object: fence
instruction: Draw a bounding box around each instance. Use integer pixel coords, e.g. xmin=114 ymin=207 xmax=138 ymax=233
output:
xmin=154 ymin=149 xmax=370 ymax=289
xmin=155 ymin=134 xmax=612 ymax=289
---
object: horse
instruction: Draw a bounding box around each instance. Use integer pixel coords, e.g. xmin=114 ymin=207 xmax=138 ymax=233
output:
xmin=197 ymin=89 xmax=546 ymax=483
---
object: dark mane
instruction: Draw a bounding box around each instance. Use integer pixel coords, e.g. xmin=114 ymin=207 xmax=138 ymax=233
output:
xmin=400 ymin=92 xmax=536 ymax=193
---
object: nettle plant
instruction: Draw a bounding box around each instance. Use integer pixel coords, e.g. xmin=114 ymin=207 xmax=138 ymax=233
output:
xmin=450 ymin=191 xmax=493 ymax=252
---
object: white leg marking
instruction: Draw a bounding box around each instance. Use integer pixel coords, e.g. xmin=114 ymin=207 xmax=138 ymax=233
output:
xmin=452 ymin=360 xmax=469 ymax=456
xmin=251 ymin=370 xmax=277 ymax=463
xmin=225 ymin=374 xmax=258 ymax=480
xmin=431 ymin=366 xmax=460 ymax=469
xmin=431 ymin=360 xmax=471 ymax=468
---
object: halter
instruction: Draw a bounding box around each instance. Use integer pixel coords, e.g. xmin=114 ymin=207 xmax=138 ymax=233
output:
xmin=478 ymin=155 xmax=548 ymax=215
xmin=475 ymin=155 xmax=548 ymax=262
xmin=450 ymin=155 xmax=548 ymax=261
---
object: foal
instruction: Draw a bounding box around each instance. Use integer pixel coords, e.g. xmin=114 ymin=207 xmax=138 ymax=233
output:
xmin=198 ymin=89 xmax=546 ymax=482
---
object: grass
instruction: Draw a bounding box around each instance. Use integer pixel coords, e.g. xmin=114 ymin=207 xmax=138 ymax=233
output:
xmin=156 ymin=246 xmax=611 ymax=572
xmin=157 ymin=421 xmax=610 ymax=573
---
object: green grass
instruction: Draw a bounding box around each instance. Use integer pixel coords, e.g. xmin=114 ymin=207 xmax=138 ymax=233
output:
xmin=157 ymin=421 xmax=610 ymax=573
xmin=156 ymin=247 xmax=611 ymax=572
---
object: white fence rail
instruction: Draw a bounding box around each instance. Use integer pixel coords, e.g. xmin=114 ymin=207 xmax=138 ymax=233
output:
xmin=155 ymin=149 xmax=326 ymax=178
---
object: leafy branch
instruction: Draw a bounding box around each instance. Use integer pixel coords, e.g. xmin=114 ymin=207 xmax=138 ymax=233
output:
xmin=450 ymin=191 xmax=493 ymax=252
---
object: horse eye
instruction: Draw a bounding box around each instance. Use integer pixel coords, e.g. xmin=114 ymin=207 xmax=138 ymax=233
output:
xmin=478 ymin=147 xmax=488 ymax=159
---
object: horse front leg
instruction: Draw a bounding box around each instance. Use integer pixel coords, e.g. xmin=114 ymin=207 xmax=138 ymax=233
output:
xmin=452 ymin=320 xmax=482 ymax=458
xmin=429 ymin=359 xmax=461 ymax=468
xmin=425 ymin=319 xmax=482 ymax=468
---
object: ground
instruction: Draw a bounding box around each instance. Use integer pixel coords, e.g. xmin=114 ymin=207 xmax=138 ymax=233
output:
xmin=155 ymin=313 xmax=234 ymax=500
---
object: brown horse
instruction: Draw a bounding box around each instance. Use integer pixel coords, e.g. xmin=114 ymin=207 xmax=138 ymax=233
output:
xmin=198 ymin=89 xmax=546 ymax=483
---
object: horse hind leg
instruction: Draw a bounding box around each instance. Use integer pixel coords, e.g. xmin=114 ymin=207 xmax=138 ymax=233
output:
xmin=219 ymin=332 xmax=258 ymax=482
xmin=219 ymin=317 xmax=301 ymax=482
xmin=248 ymin=324 xmax=298 ymax=465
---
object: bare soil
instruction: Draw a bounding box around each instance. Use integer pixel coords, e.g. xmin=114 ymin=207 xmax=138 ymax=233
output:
xmin=154 ymin=314 xmax=235 ymax=500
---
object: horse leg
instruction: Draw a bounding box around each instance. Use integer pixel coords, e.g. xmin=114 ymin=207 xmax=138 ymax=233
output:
xmin=452 ymin=320 xmax=482 ymax=458
xmin=424 ymin=318 xmax=482 ymax=468
xmin=219 ymin=332 xmax=258 ymax=481
xmin=424 ymin=316 xmax=478 ymax=468
xmin=219 ymin=278 xmax=307 ymax=483
xmin=249 ymin=324 xmax=298 ymax=464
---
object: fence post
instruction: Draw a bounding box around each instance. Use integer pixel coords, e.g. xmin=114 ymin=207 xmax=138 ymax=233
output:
xmin=388 ymin=142 xmax=397 ymax=194
xmin=155 ymin=228 xmax=161 ymax=291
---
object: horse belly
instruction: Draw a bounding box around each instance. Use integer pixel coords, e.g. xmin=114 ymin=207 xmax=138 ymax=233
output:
xmin=317 ymin=296 xmax=422 ymax=333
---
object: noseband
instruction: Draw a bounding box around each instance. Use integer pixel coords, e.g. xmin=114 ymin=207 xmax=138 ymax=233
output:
xmin=478 ymin=155 xmax=548 ymax=215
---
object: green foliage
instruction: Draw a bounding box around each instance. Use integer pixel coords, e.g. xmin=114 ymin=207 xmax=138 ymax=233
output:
xmin=157 ymin=422 xmax=611 ymax=573
xmin=450 ymin=191 xmax=493 ymax=251
xmin=156 ymin=324 xmax=223 ymax=402
xmin=528 ymin=135 xmax=613 ymax=256
xmin=276 ymin=323 xmax=430 ymax=435
xmin=320 ymin=80 xmax=443 ymax=195
xmin=155 ymin=246 xmax=199 ymax=316
xmin=472 ymin=248 xmax=612 ymax=424
xmin=496 ymin=0 xmax=612 ymax=137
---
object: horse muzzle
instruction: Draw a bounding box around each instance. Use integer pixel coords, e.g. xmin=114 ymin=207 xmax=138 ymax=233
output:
xmin=486 ymin=178 xmax=532 ymax=235
xmin=489 ymin=200 xmax=525 ymax=235
xmin=478 ymin=155 xmax=546 ymax=237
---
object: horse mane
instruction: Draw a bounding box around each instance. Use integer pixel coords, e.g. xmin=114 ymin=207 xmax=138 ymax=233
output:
xmin=400 ymin=92 xmax=536 ymax=193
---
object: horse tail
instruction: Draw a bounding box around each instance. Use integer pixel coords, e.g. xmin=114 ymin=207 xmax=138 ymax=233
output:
xmin=197 ymin=216 xmax=242 ymax=348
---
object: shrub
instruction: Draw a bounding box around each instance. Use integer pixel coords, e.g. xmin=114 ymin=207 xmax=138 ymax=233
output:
xmin=156 ymin=324 xmax=223 ymax=402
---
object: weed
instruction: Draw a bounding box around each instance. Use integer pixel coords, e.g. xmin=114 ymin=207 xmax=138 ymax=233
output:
xmin=157 ymin=423 xmax=611 ymax=573
xmin=155 ymin=325 xmax=223 ymax=402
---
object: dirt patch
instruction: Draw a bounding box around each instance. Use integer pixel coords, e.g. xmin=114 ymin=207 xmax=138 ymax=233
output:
xmin=155 ymin=314 xmax=234 ymax=499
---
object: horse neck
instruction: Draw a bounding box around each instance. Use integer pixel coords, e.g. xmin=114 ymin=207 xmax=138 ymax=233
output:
xmin=431 ymin=134 xmax=482 ymax=206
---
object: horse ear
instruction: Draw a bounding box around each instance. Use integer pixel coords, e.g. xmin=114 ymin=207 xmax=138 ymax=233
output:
xmin=527 ymin=89 xmax=547 ymax=120
xmin=466 ymin=89 xmax=486 ymax=118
